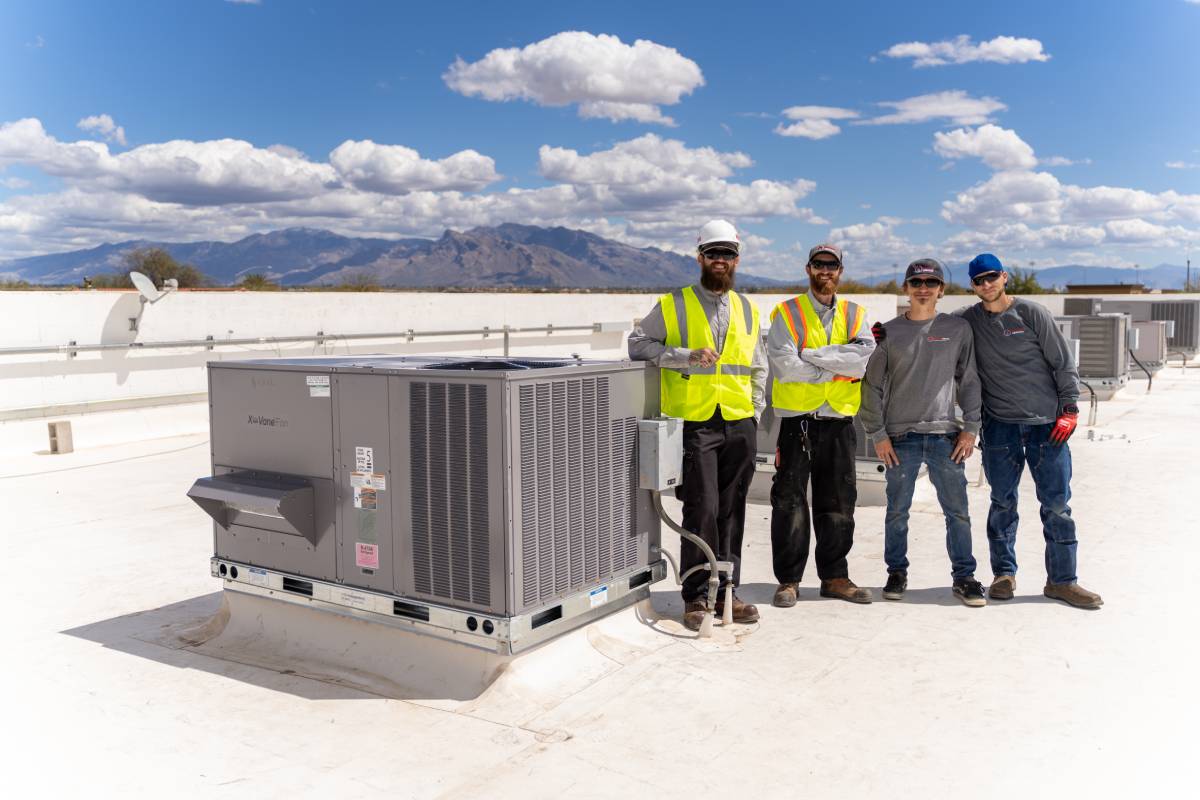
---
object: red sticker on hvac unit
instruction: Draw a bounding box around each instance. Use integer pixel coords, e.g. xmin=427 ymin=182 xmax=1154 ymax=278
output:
xmin=356 ymin=542 xmax=379 ymax=570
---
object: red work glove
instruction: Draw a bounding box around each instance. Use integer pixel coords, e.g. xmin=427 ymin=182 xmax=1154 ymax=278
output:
xmin=1049 ymin=403 xmax=1079 ymax=445
xmin=871 ymin=321 xmax=886 ymax=343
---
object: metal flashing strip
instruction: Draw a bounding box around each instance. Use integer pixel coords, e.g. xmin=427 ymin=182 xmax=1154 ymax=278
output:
xmin=210 ymin=557 xmax=666 ymax=655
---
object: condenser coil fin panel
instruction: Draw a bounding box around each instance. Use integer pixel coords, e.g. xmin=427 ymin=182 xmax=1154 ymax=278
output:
xmin=1152 ymin=301 xmax=1199 ymax=352
xmin=515 ymin=376 xmax=639 ymax=613
xmin=407 ymin=380 xmax=492 ymax=607
xmin=1076 ymin=316 xmax=1128 ymax=378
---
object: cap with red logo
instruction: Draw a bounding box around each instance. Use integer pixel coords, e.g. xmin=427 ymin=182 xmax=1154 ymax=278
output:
xmin=807 ymin=243 xmax=843 ymax=264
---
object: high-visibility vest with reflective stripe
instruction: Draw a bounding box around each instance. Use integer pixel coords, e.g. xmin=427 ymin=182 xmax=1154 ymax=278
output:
xmin=770 ymin=294 xmax=865 ymax=416
xmin=659 ymin=287 xmax=760 ymax=421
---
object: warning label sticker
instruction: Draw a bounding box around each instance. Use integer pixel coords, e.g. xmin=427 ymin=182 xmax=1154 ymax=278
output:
xmin=356 ymin=542 xmax=379 ymax=570
xmin=247 ymin=567 xmax=269 ymax=587
xmin=305 ymin=375 xmax=330 ymax=387
xmin=589 ymin=586 xmax=609 ymax=608
xmin=355 ymin=446 xmax=374 ymax=472
xmin=353 ymin=487 xmax=378 ymax=511
xmin=309 ymin=385 xmax=330 ymax=398
xmin=350 ymin=472 xmax=387 ymax=490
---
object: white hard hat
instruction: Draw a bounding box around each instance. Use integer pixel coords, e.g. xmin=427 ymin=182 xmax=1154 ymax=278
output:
xmin=696 ymin=219 xmax=740 ymax=253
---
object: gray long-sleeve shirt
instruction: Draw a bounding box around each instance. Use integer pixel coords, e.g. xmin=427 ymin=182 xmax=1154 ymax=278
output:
xmin=858 ymin=312 xmax=982 ymax=444
xmin=627 ymin=284 xmax=768 ymax=418
xmin=766 ymin=290 xmax=876 ymax=418
xmin=955 ymin=298 xmax=1079 ymax=424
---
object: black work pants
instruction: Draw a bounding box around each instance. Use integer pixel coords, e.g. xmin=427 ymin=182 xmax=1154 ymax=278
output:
xmin=770 ymin=415 xmax=857 ymax=583
xmin=678 ymin=411 xmax=757 ymax=603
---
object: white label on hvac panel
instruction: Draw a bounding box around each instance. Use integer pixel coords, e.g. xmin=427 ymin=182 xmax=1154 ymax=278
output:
xmin=334 ymin=589 xmax=370 ymax=609
xmin=350 ymin=472 xmax=387 ymax=490
xmin=305 ymin=375 xmax=330 ymax=386
xmin=589 ymin=586 xmax=609 ymax=608
xmin=247 ymin=567 xmax=269 ymax=587
xmin=355 ymin=446 xmax=374 ymax=472
xmin=309 ymin=385 xmax=330 ymax=398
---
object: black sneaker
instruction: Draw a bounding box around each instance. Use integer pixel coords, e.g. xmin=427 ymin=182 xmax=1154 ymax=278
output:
xmin=883 ymin=571 xmax=907 ymax=600
xmin=953 ymin=578 xmax=987 ymax=607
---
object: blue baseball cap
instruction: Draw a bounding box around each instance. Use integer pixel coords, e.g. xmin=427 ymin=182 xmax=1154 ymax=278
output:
xmin=968 ymin=253 xmax=1004 ymax=279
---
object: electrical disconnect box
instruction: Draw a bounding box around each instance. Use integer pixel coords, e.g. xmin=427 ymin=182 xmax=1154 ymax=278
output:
xmin=188 ymin=355 xmax=666 ymax=654
xmin=637 ymin=417 xmax=683 ymax=492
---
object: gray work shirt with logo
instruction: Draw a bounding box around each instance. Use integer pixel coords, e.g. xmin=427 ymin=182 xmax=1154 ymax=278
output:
xmin=858 ymin=312 xmax=982 ymax=444
xmin=955 ymin=298 xmax=1079 ymax=424
xmin=766 ymin=290 xmax=876 ymax=419
xmin=627 ymin=283 xmax=768 ymax=419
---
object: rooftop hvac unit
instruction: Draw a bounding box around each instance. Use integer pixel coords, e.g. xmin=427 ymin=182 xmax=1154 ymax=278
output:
xmin=1129 ymin=320 xmax=1169 ymax=374
xmin=1074 ymin=314 xmax=1130 ymax=400
xmin=1064 ymin=297 xmax=1102 ymax=316
xmin=188 ymin=356 xmax=665 ymax=654
xmin=1150 ymin=300 xmax=1199 ymax=356
xmin=751 ymin=368 xmax=890 ymax=506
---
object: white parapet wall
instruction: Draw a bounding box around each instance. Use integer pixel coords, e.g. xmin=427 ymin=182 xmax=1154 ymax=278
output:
xmin=0 ymin=289 xmax=901 ymax=418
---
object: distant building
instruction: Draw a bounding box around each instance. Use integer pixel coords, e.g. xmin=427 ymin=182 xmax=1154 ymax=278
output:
xmin=1066 ymin=283 xmax=1146 ymax=294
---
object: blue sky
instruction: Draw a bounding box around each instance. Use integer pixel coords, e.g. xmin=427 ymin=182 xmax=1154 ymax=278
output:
xmin=2 ymin=0 xmax=1199 ymax=279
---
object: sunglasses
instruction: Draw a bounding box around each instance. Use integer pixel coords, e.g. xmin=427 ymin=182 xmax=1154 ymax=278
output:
xmin=702 ymin=248 xmax=739 ymax=260
xmin=971 ymin=272 xmax=1003 ymax=286
xmin=907 ymin=278 xmax=943 ymax=289
xmin=809 ymin=260 xmax=841 ymax=271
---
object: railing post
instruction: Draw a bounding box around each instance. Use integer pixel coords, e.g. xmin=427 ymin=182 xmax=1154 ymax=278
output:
xmin=503 ymin=325 xmax=511 ymax=357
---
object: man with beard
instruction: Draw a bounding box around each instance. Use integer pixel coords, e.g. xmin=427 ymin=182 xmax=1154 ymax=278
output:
xmin=628 ymin=219 xmax=768 ymax=630
xmin=768 ymin=244 xmax=875 ymax=607
xmin=957 ymin=253 xmax=1103 ymax=609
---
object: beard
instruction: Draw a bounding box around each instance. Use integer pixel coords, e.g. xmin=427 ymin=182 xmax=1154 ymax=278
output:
xmin=809 ymin=271 xmax=839 ymax=294
xmin=701 ymin=264 xmax=736 ymax=293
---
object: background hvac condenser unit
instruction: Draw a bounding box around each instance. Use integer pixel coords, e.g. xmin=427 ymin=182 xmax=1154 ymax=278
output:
xmin=750 ymin=369 xmax=890 ymax=506
xmin=1129 ymin=320 xmax=1169 ymax=374
xmin=1064 ymin=297 xmax=1102 ymax=316
xmin=188 ymin=355 xmax=665 ymax=654
xmin=1072 ymin=314 xmax=1130 ymax=399
xmin=1100 ymin=299 xmax=1199 ymax=357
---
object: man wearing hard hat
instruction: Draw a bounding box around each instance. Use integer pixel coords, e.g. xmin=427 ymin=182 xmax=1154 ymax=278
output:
xmin=767 ymin=244 xmax=876 ymax=607
xmin=629 ymin=219 xmax=768 ymax=631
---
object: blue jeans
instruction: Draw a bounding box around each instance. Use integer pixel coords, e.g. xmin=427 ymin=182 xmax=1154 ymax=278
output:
xmin=883 ymin=433 xmax=977 ymax=579
xmin=980 ymin=417 xmax=1077 ymax=585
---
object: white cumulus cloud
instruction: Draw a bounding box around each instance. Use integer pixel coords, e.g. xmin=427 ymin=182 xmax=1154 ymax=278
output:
xmin=859 ymin=91 xmax=1006 ymax=126
xmin=443 ymin=31 xmax=704 ymax=125
xmin=933 ymin=125 xmax=1037 ymax=170
xmin=77 ymin=114 xmax=127 ymax=146
xmin=774 ymin=106 xmax=860 ymax=140
xmin=330 ymin=140 xmax=499 ymax=194
xmin=882 ymin=35 xmax=1050 ymax=67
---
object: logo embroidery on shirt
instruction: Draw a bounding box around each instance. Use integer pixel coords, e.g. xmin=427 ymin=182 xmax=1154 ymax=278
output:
xmin=926 ymin=336 xmax=950 ymax=342
xmin=1002 ymin=327 xmax=1026 ymax=336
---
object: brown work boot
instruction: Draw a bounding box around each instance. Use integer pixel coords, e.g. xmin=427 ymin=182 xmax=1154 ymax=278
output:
xmin=715 ymin=593 xmax=760 ymax=623
xmin=682 ymin=600 xmax=708 ymax=631
xmin=1044 ymin=582 xmax=1103 ymax=609
xmin=989 ymin=574 xmax=1016 ymax=601
xmin=772 ymin=582 xmax=800 ymax=608
xmin=820 ymin=577 xmax=873 ymax=604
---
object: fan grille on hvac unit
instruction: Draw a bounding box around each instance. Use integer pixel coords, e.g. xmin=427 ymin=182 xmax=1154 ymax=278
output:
xmin=518 ymin=377 xmax=638 ymax=608
xmin=409 ymin=382 xmax=491 ymax=606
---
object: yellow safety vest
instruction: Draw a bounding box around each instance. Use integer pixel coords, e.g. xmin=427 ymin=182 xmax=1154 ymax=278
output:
xmin=659 ymin=287 xmax=760 ymax=421
xmin=770 ymin=294 xmax=865 ymax=416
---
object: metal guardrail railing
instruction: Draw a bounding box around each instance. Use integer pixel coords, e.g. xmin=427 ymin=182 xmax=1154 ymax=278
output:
xmin=0 ymin=321 xmax=630 ymax=359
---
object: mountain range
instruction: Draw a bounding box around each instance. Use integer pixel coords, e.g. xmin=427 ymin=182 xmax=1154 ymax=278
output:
xmin=2 ymin=225 xmax=1194 ymax=290
xmin=0 ymin=225 xmax=785 ymax=289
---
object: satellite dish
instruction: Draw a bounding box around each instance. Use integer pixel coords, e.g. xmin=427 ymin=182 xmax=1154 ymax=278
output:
xmin=130 ymin=271 xmax=163 ymax=304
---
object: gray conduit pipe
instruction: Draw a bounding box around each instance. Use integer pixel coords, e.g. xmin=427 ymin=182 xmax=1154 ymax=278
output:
xmin=650 ymin=492 xmax=735 ymax=636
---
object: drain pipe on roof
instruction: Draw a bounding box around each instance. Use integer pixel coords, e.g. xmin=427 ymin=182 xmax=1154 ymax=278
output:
xmin=650 ymin=492 xmax=734 ymax=636
xmin=1128 ymin=349 xmax=1153 ymax=393
xmin=1079 ymin=381 xmax=1099 ymax=427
